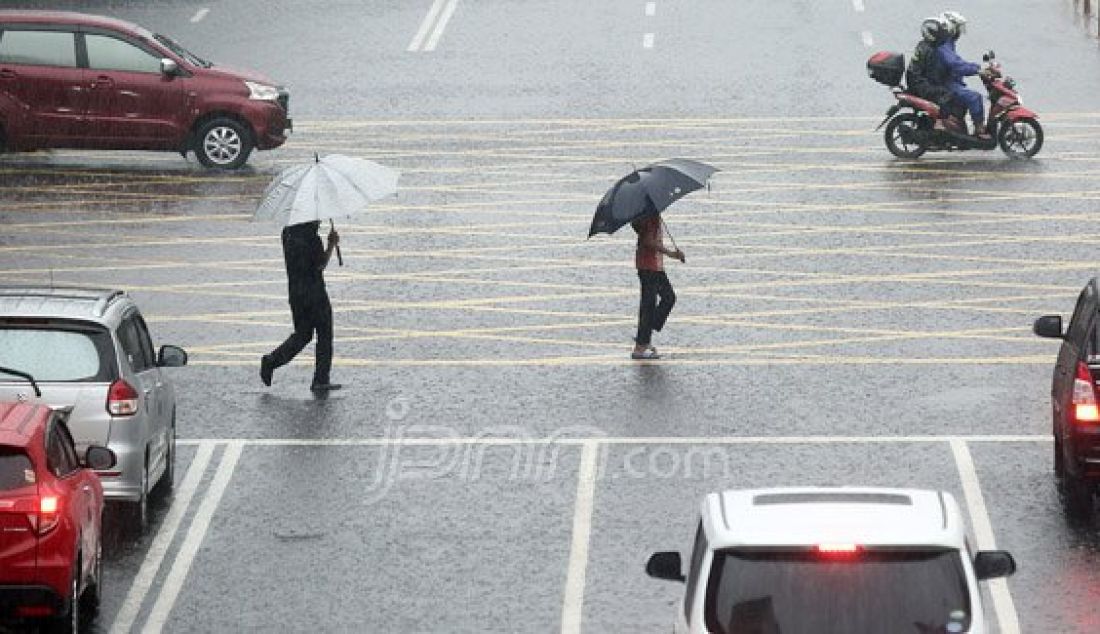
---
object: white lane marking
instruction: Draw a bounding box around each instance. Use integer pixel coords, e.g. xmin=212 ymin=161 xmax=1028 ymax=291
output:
xmin=143 ymin=442 xmax=244 ymax=633
xmin=861 ymin=30 xmax=874 ymax=47
xmin=645 ymin=2 xmax=656 ymax=16
xmin=189 ymin=8 xmax=210 ymax=23
xmin=643 ymin=33 xmax=655 ymax=48
xmin=408 ymin=0 xmax=447 ymax=52
xmin=423 ymin=0 xmax=460 ymax=52
xmin=852 ymin=0 xmax=865 ymax=12
xmin=950 ymin=439 xmax=1021 ymax=634
xmin=178 ymin=434 xmax=1050 ymax=447
xmin=560 ymin=441 xmax=599 ymax=634
xmin=109 ymin=442 xmax=216 ymax=634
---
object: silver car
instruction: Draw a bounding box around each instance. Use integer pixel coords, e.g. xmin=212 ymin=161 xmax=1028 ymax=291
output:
xmin=0 ymin=287 xmax=186 ymax=531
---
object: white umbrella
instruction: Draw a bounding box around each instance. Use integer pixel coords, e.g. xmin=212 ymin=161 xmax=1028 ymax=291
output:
xmin=254 ymin=153 xmax=400 ymax=264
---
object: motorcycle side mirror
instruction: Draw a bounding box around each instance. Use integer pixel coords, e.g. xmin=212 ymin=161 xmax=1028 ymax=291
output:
xmin=984 ymin=50 xmax=995 ymax=61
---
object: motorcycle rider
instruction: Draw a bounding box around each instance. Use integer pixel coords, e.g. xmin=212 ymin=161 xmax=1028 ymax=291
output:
xmin=906 ymin=16 xmax=958 ymax=131
xmin=935 ymin=11 xmax=990 ymax=139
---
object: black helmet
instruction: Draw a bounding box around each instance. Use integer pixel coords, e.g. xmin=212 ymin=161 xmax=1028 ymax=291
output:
xmin=920 ymin=16 xmax=947 ymax=43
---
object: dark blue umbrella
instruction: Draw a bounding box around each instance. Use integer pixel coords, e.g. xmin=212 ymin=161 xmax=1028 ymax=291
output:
xmin=587 ymin=158 xmax=718 ymax=238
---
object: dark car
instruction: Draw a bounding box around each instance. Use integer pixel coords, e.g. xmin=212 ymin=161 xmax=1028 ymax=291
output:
xmin=0 ymin=10 xmax=290 ymax=169
xmin=1034 ymin=278 xmax=1100 ymax=519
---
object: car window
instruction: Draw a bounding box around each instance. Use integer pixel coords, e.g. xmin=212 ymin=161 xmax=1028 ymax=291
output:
xmin=0 ymin=325 xmax=114 ymax=382
xmin=0 ymin=448 xmax=35 ymax=491
xmin=134 ymin=315 xmax=157 ymax=369
xmin=46 ymin=421 xmax=79 ymax=477
xmin=684 ymin=520 xmax=708 ymax=624
xmin=118 ymin=316 xmax=150 ymax=372
xmin=0 ymin=29 xmax=77 ymax=68
xmin=704 ymin=548 xmax=971 ymax=634
xmin=85 ymin=33 xmax=161 ymax=74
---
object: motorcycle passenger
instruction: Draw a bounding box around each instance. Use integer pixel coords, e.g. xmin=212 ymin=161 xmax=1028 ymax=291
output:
xmin=935 ymin=11 xmax=990 ymax=139
xmin=906 ymin=16 xmax=958 ymax=131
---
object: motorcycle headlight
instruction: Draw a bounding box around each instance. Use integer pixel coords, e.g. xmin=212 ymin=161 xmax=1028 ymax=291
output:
xmin=245 ymin=81 xmax=280 ymax=101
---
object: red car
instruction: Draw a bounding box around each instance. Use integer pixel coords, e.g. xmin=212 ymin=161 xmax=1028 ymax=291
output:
xmin=0 ymin=373 xmax=116 ymax=633
xmin=0 ymin=10 xmax=290 ymax=169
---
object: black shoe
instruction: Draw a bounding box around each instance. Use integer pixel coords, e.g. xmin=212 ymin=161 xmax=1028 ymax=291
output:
xmin=260 ymin=355 xmax=274 ymax=387
xmin=310 ymin=382 xmax=342 ymax=392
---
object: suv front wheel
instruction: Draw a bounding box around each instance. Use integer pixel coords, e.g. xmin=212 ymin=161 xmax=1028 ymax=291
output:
xmin=194 ymin=117 xmax=253 ymax=169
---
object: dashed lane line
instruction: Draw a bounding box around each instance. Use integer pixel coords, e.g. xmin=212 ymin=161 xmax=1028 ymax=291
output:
xmin=143 ymin=442 xmax=244 ymax=633
xmin=189 ymin=8 xmax=210 ymax=23
xmin=950 ymin=439 xmax=1021 ymax=634
xmin=561 ymin=441 xmax=599 ymax=634
xmin=110 ymin=441 xmax=217 ymax=634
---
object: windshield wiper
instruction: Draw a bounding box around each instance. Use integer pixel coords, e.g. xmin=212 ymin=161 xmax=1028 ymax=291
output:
xmin=0 ymin=366 xmax=41 ymax=398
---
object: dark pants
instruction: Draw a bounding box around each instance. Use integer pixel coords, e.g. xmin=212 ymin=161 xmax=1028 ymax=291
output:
xmin=268 ymin=290 xmax=333 ymax=384
xmin=635 ymin=270 xmax=675 ymax=346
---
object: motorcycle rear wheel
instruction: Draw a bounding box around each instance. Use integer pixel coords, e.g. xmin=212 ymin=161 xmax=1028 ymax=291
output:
xmin=884 ymin=113 xmax=928 ymax=159
xmin=998 ymin=117 xmax=1043 ymax=159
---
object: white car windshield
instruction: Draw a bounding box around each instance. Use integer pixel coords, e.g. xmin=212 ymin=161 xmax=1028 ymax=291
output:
xmin=705 ymin=548 xmax=971 ymax=634
xmin=0 ymin=325 xmax=113 ymax=382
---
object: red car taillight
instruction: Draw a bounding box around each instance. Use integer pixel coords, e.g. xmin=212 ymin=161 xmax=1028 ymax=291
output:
xmin=107 ymin=379 xmax=139 ymax=416
xmin=36 ymin=495 xmax=60 ymax=535
xmin=1072 ymin=361 xmax=1100 ymax=424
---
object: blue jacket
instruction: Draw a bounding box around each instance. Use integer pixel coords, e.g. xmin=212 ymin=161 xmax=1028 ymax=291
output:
xmin=935 ymin=39 xmax=980 ymax=93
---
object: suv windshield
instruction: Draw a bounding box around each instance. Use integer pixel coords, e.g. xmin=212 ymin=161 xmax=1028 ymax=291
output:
xmin=153 ymin=33 xmax=211 ymax=68
xmin=705 ymin=548 xmax=971 ymax=634
xmin=0 ymin=322 xmax=116 ymax=382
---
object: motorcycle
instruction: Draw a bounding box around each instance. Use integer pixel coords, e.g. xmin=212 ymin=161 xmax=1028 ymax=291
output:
xmin=867 ymin=50 xmax=1043 ymax=159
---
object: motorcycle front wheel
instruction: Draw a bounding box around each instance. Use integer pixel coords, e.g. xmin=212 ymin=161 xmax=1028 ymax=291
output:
xmin=998 ymin=117 xmax=1043 ymax=159
xmin=884 ymin=113 xmax=928 ymax=159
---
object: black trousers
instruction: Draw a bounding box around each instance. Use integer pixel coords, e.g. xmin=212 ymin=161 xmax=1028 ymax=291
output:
xmin=268 ymin=290 xmax=333 ymax=384
xmin=635 ymin=270 xmax=675 ymax=346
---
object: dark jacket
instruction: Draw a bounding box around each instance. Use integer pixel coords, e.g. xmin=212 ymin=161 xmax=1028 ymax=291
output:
xmin=281 ymin=221 xmax=326 ymax=298
xmin=906 ymin=40 xmax=949 ymax=104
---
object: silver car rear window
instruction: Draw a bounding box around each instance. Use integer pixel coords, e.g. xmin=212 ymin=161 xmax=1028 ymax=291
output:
xmin=0 ymin=324 xmax=115 ymax=382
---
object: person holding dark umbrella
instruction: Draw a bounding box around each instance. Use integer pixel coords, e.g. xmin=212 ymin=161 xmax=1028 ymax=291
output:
xmin=260 ymin=221 xmax=341 ymax=391
xmin=632 ymin=211 xmax=684 ymax=360
xmin=589 ymin=158 xmax=717 ymax=361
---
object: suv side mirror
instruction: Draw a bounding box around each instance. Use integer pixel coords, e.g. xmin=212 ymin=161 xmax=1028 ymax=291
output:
xmin=157 ymin=345 xmax=188 ymax=367
xmin=160 ymin=58 xmax=179 ymax=76
xmin=1033 ymin=315 xmax=1064 ymax=339
xmin=646 ymin=551 xmax=686 ymax=582
xmin=84 ymin=446 xmax=117 ymax=470
xmin=974 ymin=550 xmax=1016 ymax=580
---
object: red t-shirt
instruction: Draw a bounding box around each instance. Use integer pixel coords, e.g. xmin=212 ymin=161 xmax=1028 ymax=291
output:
xmin=635 ymin=216 xmax=664 ymax=271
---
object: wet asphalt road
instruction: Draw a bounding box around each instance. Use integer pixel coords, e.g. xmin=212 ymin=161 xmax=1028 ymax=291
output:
xmin=4 ymin=0 xmax=1100 ymax=632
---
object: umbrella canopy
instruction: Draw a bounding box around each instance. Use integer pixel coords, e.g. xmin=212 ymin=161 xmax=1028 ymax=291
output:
xmin=588 ymin=158 xmax=718 ymax=237
xmin=253 ymin=154 xmax=400 ymax=226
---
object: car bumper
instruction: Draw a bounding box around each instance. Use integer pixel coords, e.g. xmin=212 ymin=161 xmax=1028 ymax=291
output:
xmin=0 ymin=585 xmax=67 ymax=619
xmin=242 ymin=98 xmax=291 ymax=151
xmin=1069 ymin=425 xmax=1100 ymax=479
xmin=98 ymin=436 xmax=145 ymax=502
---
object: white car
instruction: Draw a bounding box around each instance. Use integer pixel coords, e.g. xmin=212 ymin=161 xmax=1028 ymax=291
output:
xmin=646 ymin=487 xmax=1016 ymax=634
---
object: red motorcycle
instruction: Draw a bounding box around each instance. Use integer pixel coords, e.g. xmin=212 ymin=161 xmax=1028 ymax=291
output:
xmin=867 ymin=50 xmax=1043 ymax=159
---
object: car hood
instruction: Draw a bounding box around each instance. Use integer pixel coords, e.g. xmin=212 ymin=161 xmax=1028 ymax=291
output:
xmin=199 ymin=64 xmax=281 ymax=87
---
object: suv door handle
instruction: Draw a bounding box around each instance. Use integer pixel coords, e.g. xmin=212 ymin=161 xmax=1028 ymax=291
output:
xmin=0 ymin=69 xmax=15 ymax=80
xmin=91 ymin=76 xmax=114 ymax=88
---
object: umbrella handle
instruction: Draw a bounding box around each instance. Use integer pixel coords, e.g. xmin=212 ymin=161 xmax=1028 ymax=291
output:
xmin=662 ymin=220 xmax=680 ymax=253
xmin=330 ymin=219 xmax=344 ymax=266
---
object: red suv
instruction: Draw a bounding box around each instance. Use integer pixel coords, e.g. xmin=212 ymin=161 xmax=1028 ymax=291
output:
xmin=0 ymin=371 xmax=116 ymax=633
xmin=0 ymin=10 xmax=290 ymax=169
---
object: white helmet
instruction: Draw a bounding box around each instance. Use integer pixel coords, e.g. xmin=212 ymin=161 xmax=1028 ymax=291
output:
xmin=941 ymin=10 xmax=967 ymax=38
xmin=920 ymin=16 xmax=947 ymax=43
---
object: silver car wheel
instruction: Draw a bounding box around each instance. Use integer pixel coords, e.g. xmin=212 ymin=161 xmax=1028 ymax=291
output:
xmin=202 ymin=126 xmax=242 ymax=165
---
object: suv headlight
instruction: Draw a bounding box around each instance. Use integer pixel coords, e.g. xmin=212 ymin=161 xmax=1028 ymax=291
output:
xmin=245 ymin=81 xmax=279 ymax=101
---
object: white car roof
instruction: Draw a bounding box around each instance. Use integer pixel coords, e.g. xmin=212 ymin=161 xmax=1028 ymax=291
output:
xmin=702 ymin=487 xmax=966 ymax=551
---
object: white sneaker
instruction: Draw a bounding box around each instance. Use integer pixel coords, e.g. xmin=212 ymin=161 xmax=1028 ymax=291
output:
xmin=631 ymin=348 xmax=661 ymax=360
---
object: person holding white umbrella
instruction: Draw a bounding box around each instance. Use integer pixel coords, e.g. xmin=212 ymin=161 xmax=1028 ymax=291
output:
xmin=261 ymin=220 xmax=341 ymax=392
xmin=255 ymin=153 xmax=399 ymax=392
